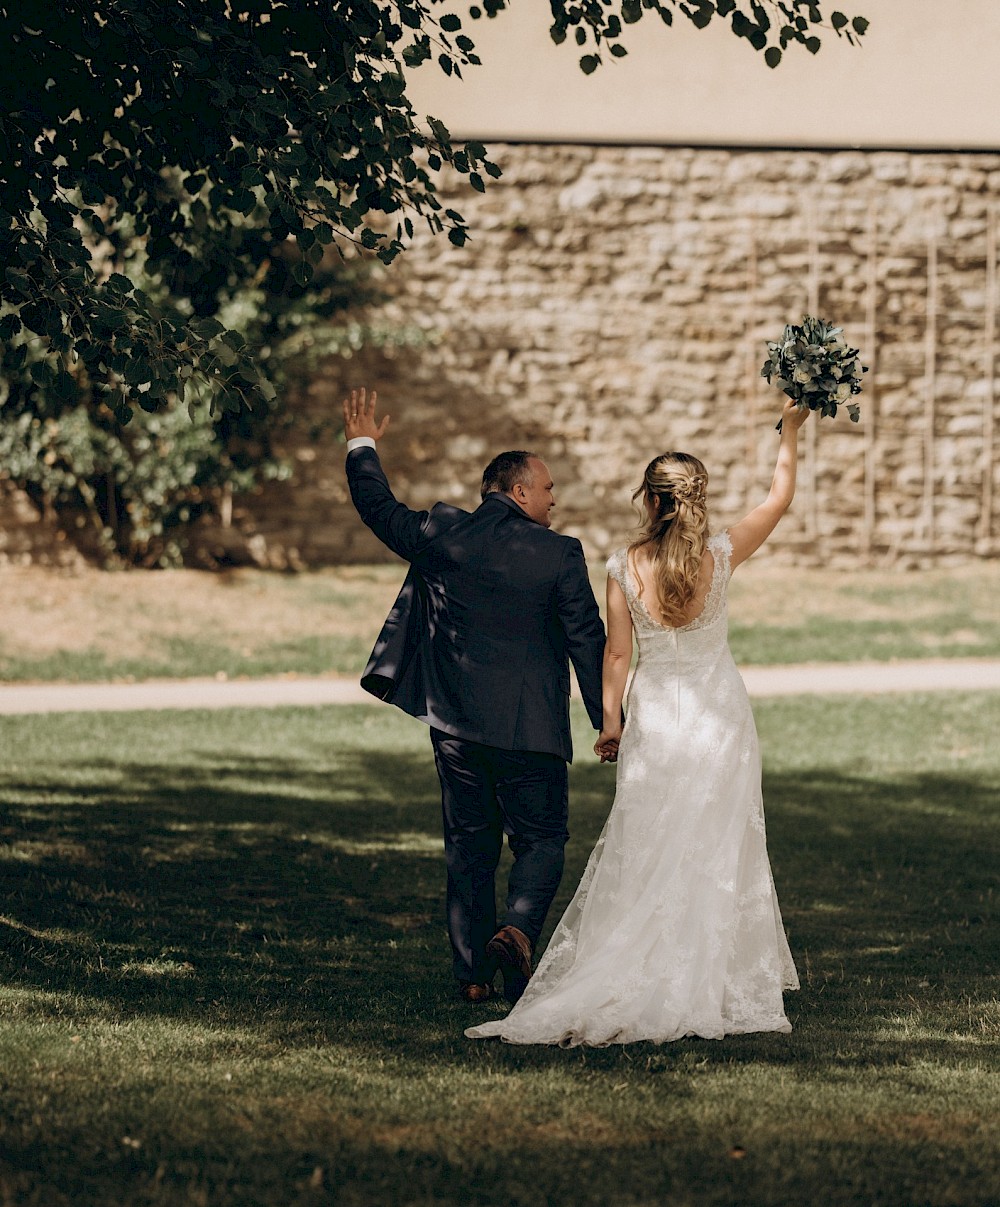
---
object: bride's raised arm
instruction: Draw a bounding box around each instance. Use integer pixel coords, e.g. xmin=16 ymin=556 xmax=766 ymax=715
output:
xmin=729 ymin=399 xmax=812 ymax=570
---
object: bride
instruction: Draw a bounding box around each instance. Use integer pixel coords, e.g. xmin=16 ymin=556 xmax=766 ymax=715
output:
xmin=466 ymin=398 xmax=810 ymax=1046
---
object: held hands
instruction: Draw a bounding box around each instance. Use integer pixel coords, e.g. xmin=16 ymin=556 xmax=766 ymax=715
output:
xmin=595 ymin=727 xmax=622 ymax=763
xmin=342 ymin=387 xmax=390 ymax=442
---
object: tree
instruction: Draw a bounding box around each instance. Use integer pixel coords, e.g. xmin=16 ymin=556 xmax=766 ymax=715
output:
xmin=0 ymin=1 xmax=867 ymax=423
xmin=0 ymin=203 xmax=413 ymax=565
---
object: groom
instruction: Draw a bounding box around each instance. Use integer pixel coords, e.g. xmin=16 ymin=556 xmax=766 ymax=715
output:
xmin=343 ymin=388 xmax=606 ymax=1005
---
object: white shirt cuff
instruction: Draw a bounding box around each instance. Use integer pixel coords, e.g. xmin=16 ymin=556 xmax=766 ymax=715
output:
xmin=346 ymin=436 xmax=377 ymax=455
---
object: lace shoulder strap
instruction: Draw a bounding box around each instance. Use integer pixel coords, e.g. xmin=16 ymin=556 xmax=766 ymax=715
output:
xmin=707 ymin=530 xmax=733 ymax=580
xmin=606 ymin=547 xmax=630 ymax=595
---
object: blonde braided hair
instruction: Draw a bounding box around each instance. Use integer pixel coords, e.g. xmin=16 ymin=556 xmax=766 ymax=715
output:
xmin=629 ymin=452 xmax=710 ymax=625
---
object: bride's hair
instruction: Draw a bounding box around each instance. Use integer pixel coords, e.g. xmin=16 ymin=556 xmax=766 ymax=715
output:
xmin=629 ymin=452 xmax=710 ymax=625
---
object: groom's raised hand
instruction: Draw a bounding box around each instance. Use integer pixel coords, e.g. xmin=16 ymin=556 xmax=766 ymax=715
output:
xmin=343 ymin=387 xmax=391 ymax=442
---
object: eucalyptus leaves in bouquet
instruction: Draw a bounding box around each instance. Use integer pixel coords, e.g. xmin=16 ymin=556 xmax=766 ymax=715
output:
xmin=761 ymin=316 xmax=867 ymax=431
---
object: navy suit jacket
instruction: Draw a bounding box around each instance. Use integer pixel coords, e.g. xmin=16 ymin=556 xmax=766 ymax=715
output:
xmin=346 ymin=446 xmax=606 ymax=762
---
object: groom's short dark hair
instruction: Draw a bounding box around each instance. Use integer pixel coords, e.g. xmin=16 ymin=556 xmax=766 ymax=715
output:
xmin=481 ymin=450 xmax=537 ymax=500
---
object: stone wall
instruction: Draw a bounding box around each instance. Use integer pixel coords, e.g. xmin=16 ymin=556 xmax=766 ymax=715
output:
xmin=251 ymin=144 xmax=1000 ymax=570
xmin=6 ymin=145 xmax=1000 ymax=570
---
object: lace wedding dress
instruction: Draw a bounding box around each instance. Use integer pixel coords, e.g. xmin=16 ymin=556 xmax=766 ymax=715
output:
xmin=466 ymin=532 xmax=798 ymax=1046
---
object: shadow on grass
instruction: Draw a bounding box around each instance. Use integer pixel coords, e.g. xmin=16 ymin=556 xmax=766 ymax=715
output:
xmin=1 ymin=748 xmax=444 ymax=1014
xmin=1 ymin=742 xmax=996 ymax=1060
xmin=1 ymin=707 xmax=999 ymax=1205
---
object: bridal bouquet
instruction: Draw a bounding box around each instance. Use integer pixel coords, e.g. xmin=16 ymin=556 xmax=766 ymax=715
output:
xmin=761 ymin=316 xmax=867 ymax=431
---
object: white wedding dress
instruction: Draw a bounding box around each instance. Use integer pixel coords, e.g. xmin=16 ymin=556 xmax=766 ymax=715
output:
xmin=466 ymin=532 xmax=798 ymax=1046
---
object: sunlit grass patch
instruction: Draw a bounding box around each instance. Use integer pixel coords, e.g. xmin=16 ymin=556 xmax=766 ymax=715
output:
xmin=305 ymin=830 xmax=441 ymax=856
xmin=0 ymin=697 xmax=998 ymax=1205
xmin=120 ymin=959 xmax=197 ymax=978
xmin=3 ymin=560 xmax=1000 ymax=685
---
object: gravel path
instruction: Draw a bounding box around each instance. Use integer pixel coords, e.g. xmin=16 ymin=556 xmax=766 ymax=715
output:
xmin=1 ymin=659 xmax=999 ymax=715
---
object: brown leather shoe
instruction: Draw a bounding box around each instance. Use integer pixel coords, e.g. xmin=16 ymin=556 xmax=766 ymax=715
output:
xmin=458 ymin=982 xmax=493 ymax=1004
xmin=486 ymin=925 xmax=533 ymax=1004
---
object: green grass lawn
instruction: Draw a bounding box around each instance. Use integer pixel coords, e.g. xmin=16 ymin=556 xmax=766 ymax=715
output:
xmin=1 ymin=696 xmax=998 ymax=1205
xmin=2 ymin=559 xmax=1000 ymax=683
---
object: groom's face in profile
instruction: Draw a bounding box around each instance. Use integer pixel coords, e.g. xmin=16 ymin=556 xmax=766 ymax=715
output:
xmin=511 ymin=457 xmax=556 ymax=528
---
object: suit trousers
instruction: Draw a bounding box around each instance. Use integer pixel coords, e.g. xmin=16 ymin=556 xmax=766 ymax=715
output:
xmin=430 ymin=728 xmax=570 ymax=985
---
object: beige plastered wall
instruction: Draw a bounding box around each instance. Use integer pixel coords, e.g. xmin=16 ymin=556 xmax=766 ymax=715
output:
xmin=403 ymin=0 xmax=1000 ymax=150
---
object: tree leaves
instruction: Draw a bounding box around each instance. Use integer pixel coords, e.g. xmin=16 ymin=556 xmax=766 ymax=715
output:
xmin=0 ymin=0 xmax=867 ymax=431
xmin=0 ymin=185 xmax=415 ymax=565
xmin=547 ymin=1 xmax=868 ymax=70
xmin=106 ymin=274 xmax=135 ymax=296
xmin=30 ymin=360 xmax=56 ymax=388
xmin=0 ymin=313 xmax=22 ymax=339
xmin=0 ymin=1 xmax=502 ymax=421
